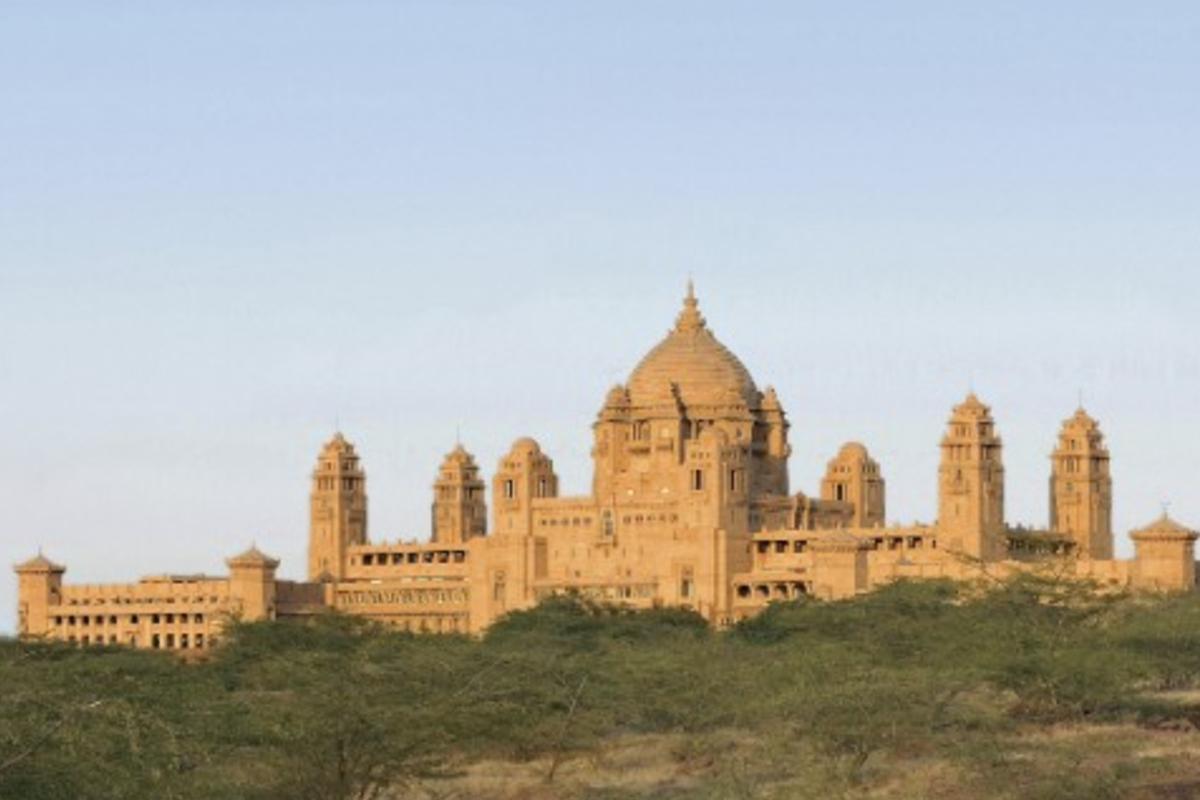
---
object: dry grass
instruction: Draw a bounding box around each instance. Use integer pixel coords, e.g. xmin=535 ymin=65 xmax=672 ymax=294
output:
xmin=392 ymin=719 xmax=1200 ymax=800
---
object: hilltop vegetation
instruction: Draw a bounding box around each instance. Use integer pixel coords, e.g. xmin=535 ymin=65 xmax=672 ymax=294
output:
xmin=5 ymin=576 xmax=1200 ymax=800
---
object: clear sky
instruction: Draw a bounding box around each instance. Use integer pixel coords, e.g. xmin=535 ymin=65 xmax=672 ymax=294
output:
xmin=2 ymin=2 xmax=1198 ymax=634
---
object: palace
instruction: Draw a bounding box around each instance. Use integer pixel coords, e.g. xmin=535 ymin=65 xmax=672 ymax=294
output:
xmin=14 ymin=287 xmax=1198 ymax=650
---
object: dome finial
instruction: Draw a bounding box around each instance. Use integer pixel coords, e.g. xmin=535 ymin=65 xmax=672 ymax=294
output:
xmin=675 ymin=279 xmax=706 ymax=332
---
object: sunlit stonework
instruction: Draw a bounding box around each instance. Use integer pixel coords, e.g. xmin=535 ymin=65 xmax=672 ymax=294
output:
xmin=15 ymin=286 xmax=1197 ymax=649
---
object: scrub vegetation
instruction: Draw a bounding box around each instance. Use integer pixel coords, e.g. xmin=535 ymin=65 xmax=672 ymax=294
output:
xmin=5 ymin=576 xmax=1200 ymax=800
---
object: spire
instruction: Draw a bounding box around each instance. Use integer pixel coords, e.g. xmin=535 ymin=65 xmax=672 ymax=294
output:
xmin=674 ymin=280 xmax=707 ymax=333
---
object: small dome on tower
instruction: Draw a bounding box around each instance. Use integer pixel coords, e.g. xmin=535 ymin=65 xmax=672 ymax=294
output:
xmin=603 ymin=384 xmax=630 ymax=408
xmin=837 ymin=441 xmax=869 ymax=459
xmin=508 ymin=437 xmax=543 ymax=457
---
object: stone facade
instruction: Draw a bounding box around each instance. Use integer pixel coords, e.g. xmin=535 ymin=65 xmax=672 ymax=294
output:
xmin=14 ymin=286 xmax=1199 ymax=649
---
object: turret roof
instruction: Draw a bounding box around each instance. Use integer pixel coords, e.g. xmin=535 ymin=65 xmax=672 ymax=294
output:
xmin=226 ymin=545 xmax=280 ymax=568
xmin=322 ymin=431 xmax=356 ymax=454
xmin=14 ymin=552 xmax=65 ymax=573
xmin=1131 ymin=514 xmax=1198 ymax=540
xmin=952 ymin=393 xmax=991 ymax=417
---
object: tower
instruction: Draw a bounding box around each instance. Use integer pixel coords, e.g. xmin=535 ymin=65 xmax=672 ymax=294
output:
xmin=432 ymin=444 xmax=488 ymax=544
xmin=14 ymin=553 xmax=65 ymax=638
xmin=227 ymin=545 xmax=280 ymax=621
xmin=1049 ymin=408 xmax=1113 ymax=559
xmin=1130 ymin=514 xmax=1198 ymax=591
xmin=821 ymin=442 xmax=886 ymax=528
xmin=937 ymin=394 xmax=1006 ymax=560
xmin=307 ymin=432 xmax=368 ymax=581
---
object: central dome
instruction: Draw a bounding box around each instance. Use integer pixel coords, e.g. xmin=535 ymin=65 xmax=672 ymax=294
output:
xmin=626 ymin=285 xmax=759 ymax=408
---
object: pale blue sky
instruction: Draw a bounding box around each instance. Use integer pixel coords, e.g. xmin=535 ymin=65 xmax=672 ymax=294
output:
xmin=2 ymin=2 xmax=1199 ymax=633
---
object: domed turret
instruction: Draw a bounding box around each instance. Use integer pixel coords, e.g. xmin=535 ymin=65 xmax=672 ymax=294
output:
xmin=821 ymin=442 xmax=886 ymax=528
xmin=493 ymin=437 xmax=559 ymax=535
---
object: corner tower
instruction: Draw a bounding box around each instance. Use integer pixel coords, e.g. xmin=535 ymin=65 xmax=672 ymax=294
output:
xmin=1049 ymin=408 xmax=1113 ymax=559
xmin=432 ymin=444 xmax=487 ymax=544
xmin=307 ymin=432 xmax=368 ymax=581
xmin=227 ymin=545 xmax=280 ymax=621
xmin=1131 ymin=514 xmax=1198 ymax=591
xmin=938 ymin=394 xmax=1006 ymax=560
xmin=14 ymin=553 xmax=65 ymax=639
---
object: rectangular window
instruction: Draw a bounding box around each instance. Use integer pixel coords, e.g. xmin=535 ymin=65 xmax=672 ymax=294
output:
xmin=691 ymin=469 xmax=705 ymax=491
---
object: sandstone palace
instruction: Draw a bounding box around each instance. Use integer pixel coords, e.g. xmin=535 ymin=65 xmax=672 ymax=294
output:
xmin=15 ymin=287 xmax=1199 ymax=650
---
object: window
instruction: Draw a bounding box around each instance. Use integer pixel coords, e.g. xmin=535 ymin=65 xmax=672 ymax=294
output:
xmin=691 ymin=469 xmax=705 ymax=491
xmin=503 ymin=479 xmax=515 ymax=499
